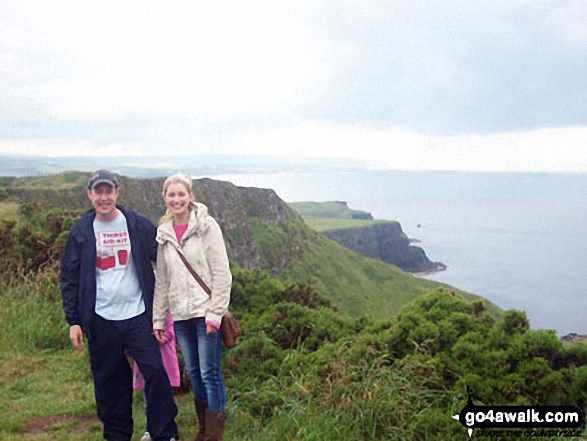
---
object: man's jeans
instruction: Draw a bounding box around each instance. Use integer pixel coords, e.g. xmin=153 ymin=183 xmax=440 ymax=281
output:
xmin=88 ymin=313 xmax=178 ymax=441
xmin=174 ymin=317 xmax=226 ymax=411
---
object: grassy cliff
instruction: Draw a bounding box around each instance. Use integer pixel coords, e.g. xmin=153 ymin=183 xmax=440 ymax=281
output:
xmin=291 ymin=200 xmax=445 ymax=274
xmin=1 ymin=172 xmax=495 ymax=320
xmin=3 ymin=175 xmax=587 ymax=440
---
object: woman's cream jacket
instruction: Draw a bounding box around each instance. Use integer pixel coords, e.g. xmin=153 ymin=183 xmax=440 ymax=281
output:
xmin=153 ymin=203 xmax=232 ymax=330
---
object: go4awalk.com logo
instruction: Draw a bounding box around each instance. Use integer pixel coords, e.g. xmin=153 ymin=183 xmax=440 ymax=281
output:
xmin=451 ymin=389 xmax=585 ymax=438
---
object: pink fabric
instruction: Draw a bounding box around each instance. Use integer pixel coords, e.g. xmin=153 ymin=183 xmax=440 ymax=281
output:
xmin=205 ymin=320 xmax=221 ymax=330
xmin=173 ymin=223 xmax=188 ymax=243
xmin=133 ymin=311 xmax=181 ymax=389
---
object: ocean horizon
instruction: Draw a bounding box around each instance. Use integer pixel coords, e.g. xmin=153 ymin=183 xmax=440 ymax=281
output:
xmin=205 ymin=169 xmax=587 ymax=336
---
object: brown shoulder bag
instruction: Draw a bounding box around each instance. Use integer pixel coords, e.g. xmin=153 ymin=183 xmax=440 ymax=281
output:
xmin=175 ymin=248 xmax=241 ymax=348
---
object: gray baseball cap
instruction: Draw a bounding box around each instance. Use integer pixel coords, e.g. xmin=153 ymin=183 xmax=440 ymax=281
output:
xmin=87 ymin=170 xmax=119 ymax=190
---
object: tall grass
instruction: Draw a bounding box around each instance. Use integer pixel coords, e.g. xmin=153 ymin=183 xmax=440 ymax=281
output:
xmin=225 ymin=345 xmax=468 ymax=440
xmin=0 ymin=201 xmax=19 ymax=222
xmin=0 ymin=265 xmax=461 ymax=440
xmin=0 ymin=266 xmax=68 ymax=352
xmin=3 ymin=271 xmax=584 ymax=440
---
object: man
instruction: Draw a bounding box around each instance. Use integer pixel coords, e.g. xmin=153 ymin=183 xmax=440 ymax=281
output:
xmin=61 ymin=170 xmax=179 ymax=441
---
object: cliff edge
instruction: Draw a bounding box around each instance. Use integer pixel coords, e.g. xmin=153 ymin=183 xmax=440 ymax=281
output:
xmin=2 ymin=173 xmax=481 ymax=320
xmin=290 ymin=201 xmax=445 ymax=273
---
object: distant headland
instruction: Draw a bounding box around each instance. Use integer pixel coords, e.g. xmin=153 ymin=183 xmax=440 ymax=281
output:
xmin=289 ymin=201 xmax=446 ymax=274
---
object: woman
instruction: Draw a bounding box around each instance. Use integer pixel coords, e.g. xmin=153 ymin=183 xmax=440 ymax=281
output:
xmin=153 ymin=174 xmax=232 ymax=441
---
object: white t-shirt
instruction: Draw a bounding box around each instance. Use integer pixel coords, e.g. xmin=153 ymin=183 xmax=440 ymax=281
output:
xmin=93 ymin=210 xmax=145 ymax=320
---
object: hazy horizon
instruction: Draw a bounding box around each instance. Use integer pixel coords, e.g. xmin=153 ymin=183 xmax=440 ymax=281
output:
xmin=1 ymin=1 xmax=586 ymax=173
xmin=3 ymin=153 xmax=587 ymax=178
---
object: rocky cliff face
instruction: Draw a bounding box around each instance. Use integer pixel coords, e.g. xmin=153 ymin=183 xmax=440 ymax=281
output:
xmin=322 ymin=222 xmax=444 ymax=273
xmin=3 ymin=172 xmax=467 ymax=321
xmin=3 ymin=174 xmax=310 ymax=272
xmin=4 ymin=173 xmax=444 ymax=275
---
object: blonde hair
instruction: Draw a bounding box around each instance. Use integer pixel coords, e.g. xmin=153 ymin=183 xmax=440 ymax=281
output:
xmin=159 ymin=174 xmax=197 ymax=225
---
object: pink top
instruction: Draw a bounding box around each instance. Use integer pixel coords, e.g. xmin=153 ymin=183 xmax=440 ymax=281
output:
xmin=173 ymin=223 xmax=188 ymax=243
xmin=133 ymin=311 xmax=180 ymax=389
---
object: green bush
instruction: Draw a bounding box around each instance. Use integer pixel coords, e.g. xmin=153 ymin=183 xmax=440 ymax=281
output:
xmin=3 ymin=200 xmax=587 ymax=440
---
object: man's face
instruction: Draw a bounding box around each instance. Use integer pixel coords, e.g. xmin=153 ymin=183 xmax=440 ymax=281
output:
xmin=87 ymin=183 xmax=120 ymax=221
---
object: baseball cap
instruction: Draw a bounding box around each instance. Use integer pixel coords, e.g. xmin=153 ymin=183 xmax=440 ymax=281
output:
xmin=87 ymin=170 xmax=119 ymax=190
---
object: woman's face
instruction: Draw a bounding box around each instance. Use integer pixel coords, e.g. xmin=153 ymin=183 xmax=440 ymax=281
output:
xmin=164 ymin=182 xmax=193 ymax=220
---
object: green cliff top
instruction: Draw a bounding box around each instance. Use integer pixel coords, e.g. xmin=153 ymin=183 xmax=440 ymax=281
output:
xmin=289 ymin=200 xmax=397 ymax=232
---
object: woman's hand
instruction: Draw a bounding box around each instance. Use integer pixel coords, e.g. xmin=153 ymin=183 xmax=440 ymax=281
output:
xmin=154 ymin=329 xmax=168 ymax=343
xmin=206 ymin=324 xmax=218 ymax=335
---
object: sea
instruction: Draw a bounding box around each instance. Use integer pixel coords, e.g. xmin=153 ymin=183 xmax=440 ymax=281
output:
xmin=206 ymin=169 xmax=587 ymax=336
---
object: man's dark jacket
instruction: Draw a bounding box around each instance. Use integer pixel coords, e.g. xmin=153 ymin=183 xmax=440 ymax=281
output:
xmin=60 ymin=206 xmax=158 ymax=336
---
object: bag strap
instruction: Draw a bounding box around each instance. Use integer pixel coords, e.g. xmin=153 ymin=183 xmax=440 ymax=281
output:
xmin=175 ymin=248 xmax=212 ymax=295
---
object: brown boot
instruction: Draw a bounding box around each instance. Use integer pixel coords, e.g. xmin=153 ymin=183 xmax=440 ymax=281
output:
xmin=204 ymin=409 xmax=227 ymax=441
xmin=194 ymin=400 xmax=208 ymax=441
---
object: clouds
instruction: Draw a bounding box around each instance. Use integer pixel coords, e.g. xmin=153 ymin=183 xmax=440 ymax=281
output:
xmin=304 ymin=0 xmax=587 ymax=133
xmin=209 ymin=123 xmax=587 ymax=172
xmin=3 ymin=3 xmax=287 ymax=115
xmin=0 ymin=1 xmax=586 ymax=170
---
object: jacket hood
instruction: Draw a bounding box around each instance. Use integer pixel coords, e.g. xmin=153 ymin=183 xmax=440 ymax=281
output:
xmin=156 ymin=202 xmax=212 ymax=245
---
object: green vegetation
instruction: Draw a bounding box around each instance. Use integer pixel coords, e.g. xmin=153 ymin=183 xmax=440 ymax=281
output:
xmin=247 ymin=217 xmax=290 ymax=268
xmin=2 ymin=201 xmax=586 ymax=440
xmin=3 ymin=172 xmax=458 ymax=320
xmin=287 ymin=235 xmax=492 ymax=318
xmin=248 ymin=213 xmax=498 ymax=319
xmin=0 ymin=201 xmax=19 ymax=222
xmin=241 ymin=195 xmax=487 ymax=320
xmin=290 ymin=200 xmax=373 ymax=220
xmin=289 ymin=200 xmax=395 ymax=232
xmin=288 ymin=201 xmax=397 ymax=232
xmin=0 ymin=171 xmax=88 ymax=189
xmin=303 ymin=217 xmax=394 ymax=232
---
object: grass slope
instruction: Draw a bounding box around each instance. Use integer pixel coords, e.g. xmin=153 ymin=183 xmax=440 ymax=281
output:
xmin=284 ymin=234 xmax=500 ymax=320
xmin=246 ymin=206 xmax=498 ymax=320
xmin=303 ymin=217 xmax=395 ymax=232
xmin=289 ymin=200 xmax=398 ymax=232
xmin=290 ymin=200 xmax=372 ymax=219
xmin=0 ymin=201 xmax=19 ymax=222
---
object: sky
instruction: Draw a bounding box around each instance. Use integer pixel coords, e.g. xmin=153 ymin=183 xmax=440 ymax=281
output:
xmin=1 ymin=0 xmax=586 ymax=172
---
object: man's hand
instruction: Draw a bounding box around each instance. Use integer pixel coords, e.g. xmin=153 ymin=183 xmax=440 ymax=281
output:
xmin=69 ymin=325 xmax=84 ymax=350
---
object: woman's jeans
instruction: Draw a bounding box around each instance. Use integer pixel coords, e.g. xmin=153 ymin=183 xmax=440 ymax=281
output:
xmin=174 ymin=317 xmax=226 ymax=411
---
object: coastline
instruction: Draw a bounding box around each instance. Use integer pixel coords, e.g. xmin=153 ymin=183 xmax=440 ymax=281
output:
xmin=561 ymin=333 xmax=587 ymax=344
xmin=410 ymin=262 xmax=447 ymax=278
